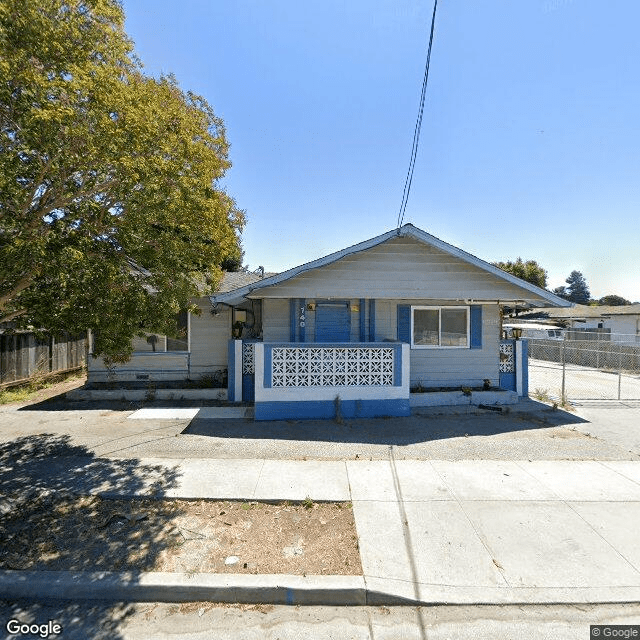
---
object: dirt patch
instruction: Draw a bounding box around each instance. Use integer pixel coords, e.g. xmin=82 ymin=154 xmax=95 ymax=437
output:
xmin=0 ymin=496 xmax=361 ymax=575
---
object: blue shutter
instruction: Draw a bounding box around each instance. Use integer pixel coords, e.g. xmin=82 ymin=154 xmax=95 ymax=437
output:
xmin=369 ymin=299 xmax=376 ymax=342
xmin=397 ymin=305 xmax=411 ymax=343
xmin=289 ymin=299 xmax=296 ymax=342
xmin=470 ymin=305 xmax=482 ymax=349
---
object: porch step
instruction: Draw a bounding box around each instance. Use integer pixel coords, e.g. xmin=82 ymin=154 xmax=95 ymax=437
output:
xmin=65 ymin=388 xmax=228 ymax=402
xmin=409 ymin=389 xmax=518 ymax=407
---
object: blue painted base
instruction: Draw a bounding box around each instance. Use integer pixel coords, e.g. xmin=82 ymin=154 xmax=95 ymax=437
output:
xmin=242 ymin=374 xmax=255 ymax=403
xmin=499 ymin=372 xmax=516 ymax=392
xmin=254 ymin=398 xmax=410 ymax=421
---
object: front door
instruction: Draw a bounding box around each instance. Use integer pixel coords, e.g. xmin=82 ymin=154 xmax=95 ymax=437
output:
xmin=315 ymin=301 xmax=351 ymax=342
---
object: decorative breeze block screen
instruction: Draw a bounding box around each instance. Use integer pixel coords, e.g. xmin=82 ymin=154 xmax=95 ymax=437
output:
xmin=499 ymin=342 xmax=515 ymax=373
xmin=242 ymin=342 xmax=255 ymax=374
xmin=271 ymin=347 xmax=395 ymax=387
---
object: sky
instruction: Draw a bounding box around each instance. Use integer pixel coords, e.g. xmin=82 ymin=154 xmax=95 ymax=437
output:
xmin=122 ymin=0 xmax=640 ymax=302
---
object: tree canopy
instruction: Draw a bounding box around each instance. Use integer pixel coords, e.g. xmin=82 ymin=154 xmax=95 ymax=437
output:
xmin=0 ymin=0 xmax=244 ymax=361
xmin=598 ymin=295 xmax=631 ymax=306
xmin=492 ymin=258 xmax=548 ymax=289
xmin=554 ymin=271 xmax=591 ymax=304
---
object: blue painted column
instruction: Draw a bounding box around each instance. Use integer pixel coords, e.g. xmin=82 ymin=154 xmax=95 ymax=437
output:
xmin=369 ymin=299 xmax=376 ymax=342
xmin=289 ymin=300 xmax=296 ymax=342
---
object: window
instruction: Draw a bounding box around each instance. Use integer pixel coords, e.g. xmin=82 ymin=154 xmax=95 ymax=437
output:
xmin=166 ymin=311 xmax=189 ymax=351
xmin=411 ymin=306 xmax=469 ymax=348
xmin=133 ymin=311 xmax=189 ymax=353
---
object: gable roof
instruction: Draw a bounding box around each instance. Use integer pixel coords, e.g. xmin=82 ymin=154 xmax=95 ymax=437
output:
xmin=211 ymin=224 xmax=571 ymax=307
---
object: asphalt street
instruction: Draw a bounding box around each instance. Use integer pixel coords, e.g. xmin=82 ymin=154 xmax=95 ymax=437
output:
xmin=2 ymin=601 xmax=639 ymax=640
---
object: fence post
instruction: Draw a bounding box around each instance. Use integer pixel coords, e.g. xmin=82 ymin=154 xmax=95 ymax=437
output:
xmin=561 ymin=336 xmax=566 ymax=401
xmin=618 ymin=371 xmax=622 ymax=401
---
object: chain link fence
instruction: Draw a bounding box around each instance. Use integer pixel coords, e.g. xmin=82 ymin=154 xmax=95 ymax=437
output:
xmin=528 ymin=333 xmax=640 ymax=401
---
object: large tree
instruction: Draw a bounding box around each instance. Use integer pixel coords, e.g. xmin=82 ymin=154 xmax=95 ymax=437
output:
xmin=0 ymin=0 xmax=244 ymax=361
xmin=492 ymin=258 xmax=548 ymax=289
xmin=563 ymin=270 xmax=591 ymax=304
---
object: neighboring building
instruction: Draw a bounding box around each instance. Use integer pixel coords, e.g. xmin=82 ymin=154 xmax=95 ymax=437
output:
xmin=518 ymin=304 xmax=640 ymax=344
xmin=87 ymin=224 xmax=570 ymax=416
xmin=502 ymin=322 xmax=564 ymax=341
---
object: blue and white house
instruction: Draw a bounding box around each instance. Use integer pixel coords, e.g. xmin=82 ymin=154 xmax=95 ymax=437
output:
xmin=87 ymin=224 xmax=570 ymax=418
xmin=213 ymin=224 xmax=571 ymax=420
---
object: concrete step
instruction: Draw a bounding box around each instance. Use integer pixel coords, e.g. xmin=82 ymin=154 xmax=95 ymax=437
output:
xmin=66 ymin=388 xmax=228 ymax=402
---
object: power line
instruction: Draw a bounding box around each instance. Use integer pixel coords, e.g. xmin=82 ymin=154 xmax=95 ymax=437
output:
xmin=396 ymin=0 xmax=439 ymax=229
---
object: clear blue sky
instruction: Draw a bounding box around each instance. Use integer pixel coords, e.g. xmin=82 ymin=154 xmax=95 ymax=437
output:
xmin=123 ymin=0 xmax=640 ymax=302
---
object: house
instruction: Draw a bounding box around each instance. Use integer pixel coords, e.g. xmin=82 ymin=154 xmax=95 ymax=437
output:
xmin=517 ymin=304 xmax=640 ymax=344
xmin=87 ymin=270 xmax=273 ymax=385
xmin=87 ymin=224 xmax=570 ymax=418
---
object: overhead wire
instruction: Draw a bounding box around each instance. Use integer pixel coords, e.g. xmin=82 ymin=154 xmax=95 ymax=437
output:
xmin=396 ymin=0 xmax=439 ymax=229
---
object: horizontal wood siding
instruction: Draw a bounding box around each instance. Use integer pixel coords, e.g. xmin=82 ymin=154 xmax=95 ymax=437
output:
xmin=250 ymin=236 xmax=548 ymax=302
xmin=374 ymin=301 xmax=500 ymax=387
xmin=262 ymin=299 xmax=291 ymax=341
xmin=189 ymin=298 xmax=231 ymax=378
xmin=88 ymin=298 xmax=230 ymax=382
xmin=89 ymin=352 xmax=189 ymax=381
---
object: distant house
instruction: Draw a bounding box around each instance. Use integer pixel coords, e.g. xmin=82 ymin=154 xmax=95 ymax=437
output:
xmin=502 ymin=322 xmax=565 ymax=341
xmin=88 ymin=224 xmax=570 ymax=417
xmin=518 ymin=304 xmax=640 ymax=344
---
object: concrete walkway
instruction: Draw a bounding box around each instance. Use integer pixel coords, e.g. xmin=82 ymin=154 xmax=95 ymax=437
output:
xmin=2 ymin=457 xmax=640 ymax=605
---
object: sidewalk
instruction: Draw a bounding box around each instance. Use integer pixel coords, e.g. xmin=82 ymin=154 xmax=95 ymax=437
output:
xmin=2 ymin=457 xmax=640 ymax=605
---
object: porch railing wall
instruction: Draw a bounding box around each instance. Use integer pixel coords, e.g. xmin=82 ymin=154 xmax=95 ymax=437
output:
xmin=253 ymin=342 xmax=410 ymax=420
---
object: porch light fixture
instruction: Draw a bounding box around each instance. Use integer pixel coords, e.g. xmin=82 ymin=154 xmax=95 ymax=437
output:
xmin=511 ymin=327 xmax=523 ymax=340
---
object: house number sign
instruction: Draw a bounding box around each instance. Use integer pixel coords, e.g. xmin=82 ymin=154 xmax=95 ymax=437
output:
xmin=299 ymin=306 xmax=306 ymax=328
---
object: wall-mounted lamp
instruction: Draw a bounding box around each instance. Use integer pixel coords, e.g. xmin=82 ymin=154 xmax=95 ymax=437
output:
xmin=307 ymin=302 xmax=316 ymax=311
xmin=512 ymin=327 xmax=523 ymax=340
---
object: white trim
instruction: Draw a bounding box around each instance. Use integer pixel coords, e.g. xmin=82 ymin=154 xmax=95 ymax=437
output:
xmin=234 ymin=340 xmax=242 ymax=402
xmin=410 ymin=305 xmax=470 ymax=349
xmin=211 ymin=224 xmax=572 ymax=308
xmin=515 ymin=340 xmax=523 ymax=397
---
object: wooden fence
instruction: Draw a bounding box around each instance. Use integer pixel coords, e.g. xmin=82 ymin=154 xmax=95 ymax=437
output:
xmin=0 ymin=331 xmax=87 ymax=387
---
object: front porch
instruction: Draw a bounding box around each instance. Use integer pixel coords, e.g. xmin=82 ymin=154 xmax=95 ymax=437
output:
xmin=228 ymin=338 xmax=529 ymax=420
xmin=229 ymin=340 xmax=410 ymax=420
